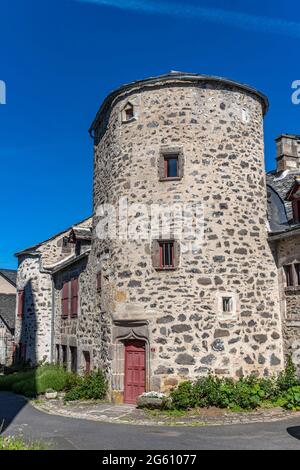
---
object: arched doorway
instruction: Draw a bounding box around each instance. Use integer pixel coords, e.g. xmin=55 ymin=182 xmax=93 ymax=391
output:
xmin=124 ymin=339 xmax=146 ymax=404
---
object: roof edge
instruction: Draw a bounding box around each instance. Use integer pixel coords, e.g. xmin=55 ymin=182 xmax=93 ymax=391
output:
xmin=15 ymin=215 xmax=92 ymax=258
xmin=89 ymin=72 xmax=269 ymax=133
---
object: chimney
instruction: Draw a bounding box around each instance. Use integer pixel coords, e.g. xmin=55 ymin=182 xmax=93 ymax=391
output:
xmin=276 ymin=134 xmax=300 ymax=172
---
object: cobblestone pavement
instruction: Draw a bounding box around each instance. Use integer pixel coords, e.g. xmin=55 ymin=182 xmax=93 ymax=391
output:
xmin=32 ymin=398 xmax=300 ymax=427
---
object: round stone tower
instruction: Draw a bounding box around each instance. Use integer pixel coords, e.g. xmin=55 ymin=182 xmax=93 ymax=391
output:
xmin=89 ymin=72 xmax=284 ymax=403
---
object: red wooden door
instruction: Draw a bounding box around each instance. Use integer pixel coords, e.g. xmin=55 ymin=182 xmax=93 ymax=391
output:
xmin=124 ymin=340 xmax=146 ymax=404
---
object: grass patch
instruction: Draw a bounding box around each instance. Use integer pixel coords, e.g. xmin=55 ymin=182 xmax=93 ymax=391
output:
xmin=145 ymin=408 xmax=187 ymax=418
xmin=0 ymin=364 xmax=108 ymax=401
xmin=0 ymin=364 xmax=73 ymax=397
xmin=0 ymin=435 xmax=45 ymax=450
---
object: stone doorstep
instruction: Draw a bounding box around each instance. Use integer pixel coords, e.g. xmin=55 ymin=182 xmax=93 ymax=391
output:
xmin=31 ymin=400 xmax=300 ymax=427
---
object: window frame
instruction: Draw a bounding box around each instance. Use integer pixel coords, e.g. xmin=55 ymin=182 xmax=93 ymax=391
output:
xmin=152 ymin=239 xmax=180 ymax=270
xmin=159 ymin=240 xmax=175 ymax=269
xmin=284 ymin=264 xmax=294 ymax=287
xmin=158 ymin=148 xmax=184 ymax=181
xmin=121 ymin=102 xmax=135 ymax=123
xmin=217 ymin=292 xmax=237 ymax=320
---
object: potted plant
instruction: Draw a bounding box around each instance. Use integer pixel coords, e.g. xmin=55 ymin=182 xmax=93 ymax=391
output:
xmin=137 ymin=391 xmax=170 ymax=409
xmin=45 ymin=388 xmax=58 ymax=400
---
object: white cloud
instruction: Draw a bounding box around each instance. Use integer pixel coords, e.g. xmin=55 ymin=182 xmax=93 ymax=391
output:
xmin=74 ymin=0 xmax=300 ymax=39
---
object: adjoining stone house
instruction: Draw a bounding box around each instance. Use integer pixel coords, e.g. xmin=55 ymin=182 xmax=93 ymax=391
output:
xmin=14 ymin=72 xmax=300 ymax=403
xmin=267 ymin=134 xmax=300 ymax=371
xmin=14 ymin=217 xmax=92 ymax=369
xmin=0 ymin=269 xmax=17 ymax=367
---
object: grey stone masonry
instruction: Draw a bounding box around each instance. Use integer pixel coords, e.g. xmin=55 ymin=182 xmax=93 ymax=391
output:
xmin=88 ymin=73 xmax=284 ymax=400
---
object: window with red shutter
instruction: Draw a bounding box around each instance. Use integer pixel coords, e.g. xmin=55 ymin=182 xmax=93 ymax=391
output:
xmin=159 ymin=241 xmax=174 ymax=268
xmin=61 ymin=281 xmax=69 ymax=317
xmin=17 ymin=290 xmax=24 ymax=318
xmin=71 ymin=277 xmax=78 ymax=317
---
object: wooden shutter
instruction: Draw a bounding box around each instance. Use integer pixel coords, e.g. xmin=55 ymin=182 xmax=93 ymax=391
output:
xmin=18 ymin=290 xmax=24 ymax=318
xmin=71 ymin=278 xmax=78 ymax=317
xmin=151 ymin=240 xmax=161 ymax=269
xmin=61 ymin=281 xmax=69 ymax=317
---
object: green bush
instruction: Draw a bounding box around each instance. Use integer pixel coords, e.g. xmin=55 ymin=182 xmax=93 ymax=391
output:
xmin=169 ymin=381 xmax=195 ymax=410
xmin=277 ymin=356 xmax=300 ymax=392
xmin=168 ymin=358 xmax=300 ymax=412
xmin=283 ymin=386 xmax=300 ymax=410
xmin=0 ymin=364 xmax=72 ymax=397
xmin=64 ymin=370 xmax=107 ymax=401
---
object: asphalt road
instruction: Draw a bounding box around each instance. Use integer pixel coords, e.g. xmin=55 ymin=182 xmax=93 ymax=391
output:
xmin=1 ymin=392 xmax=300 ymax=450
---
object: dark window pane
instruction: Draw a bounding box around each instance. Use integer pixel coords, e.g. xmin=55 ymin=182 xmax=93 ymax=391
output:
xmin=222 ymin=297 xmax=233 ymax=313
xmin=284 ymin=265 xmax=294 ymax=286
xmin=165 ymin=157 xmax=178 ymax=177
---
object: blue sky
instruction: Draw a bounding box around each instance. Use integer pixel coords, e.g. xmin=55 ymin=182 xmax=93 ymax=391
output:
xmin=1 ymin=0 xmax=299 ymax=269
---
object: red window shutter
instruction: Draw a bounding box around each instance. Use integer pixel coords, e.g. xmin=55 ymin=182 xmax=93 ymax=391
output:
xmin=71 ymin=278 xmax=78 ymax=317
xmin=164 ymin=158 xmax=168 ymax=178
xmin=61 ymin=282 xmax=69 ymax=317
xmin=18 ymin=290 xmax=24 ymax=318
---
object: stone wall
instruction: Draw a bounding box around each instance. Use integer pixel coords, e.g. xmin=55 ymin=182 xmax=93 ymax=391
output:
xmin=15 ymin=255 xmax=52 ymax=364
xmin=274 ymin=234 xmax=300 ymax=372
xmin=0 ymin=318 xmax=14 ymax=366
xmin=53 ymin=255 xmax=97 ymax=374
xmin=90 ymin=77 xmax=284 ymax=399
xmin=15 ymin=217 xmax=92 ymax=365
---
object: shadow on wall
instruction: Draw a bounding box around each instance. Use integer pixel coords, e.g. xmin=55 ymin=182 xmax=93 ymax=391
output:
xmin=0 ymin=279 xmax=37 ymax=433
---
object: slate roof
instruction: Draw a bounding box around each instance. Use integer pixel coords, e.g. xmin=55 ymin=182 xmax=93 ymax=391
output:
xmin=0 ymin=294 xmax=16 ymax=332
xmin=0 ymin=269 xmax=17 ymax=287
xmin=267 ymin=169 xmax=300 ymax=235
xmin=15 ymin=216 xmax=92 ymax=257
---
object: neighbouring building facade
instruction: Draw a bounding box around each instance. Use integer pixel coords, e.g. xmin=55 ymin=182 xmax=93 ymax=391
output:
xmin=0 ymin=269 xmax=17 ymax=367
xmin=14 ymin=72 xmax=300 ymax=403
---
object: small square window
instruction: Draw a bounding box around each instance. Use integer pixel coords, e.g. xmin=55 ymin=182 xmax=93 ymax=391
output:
xmin=159 ymin=148 xmax=183 ymax=181
xmin=122 ymin=103 xmax=134 ymax=122
xmin=222 ymin=297 xmax=233 ymax=314
xmin=218 ymin=293 xmax=237 ymax=319
xmin=164 ymin=155 xmax=179 ymax=178
xmin=152 ymin=239 xmax=179 ymax=270
xmin=159 ymin=241 xmax=174 ymax=268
